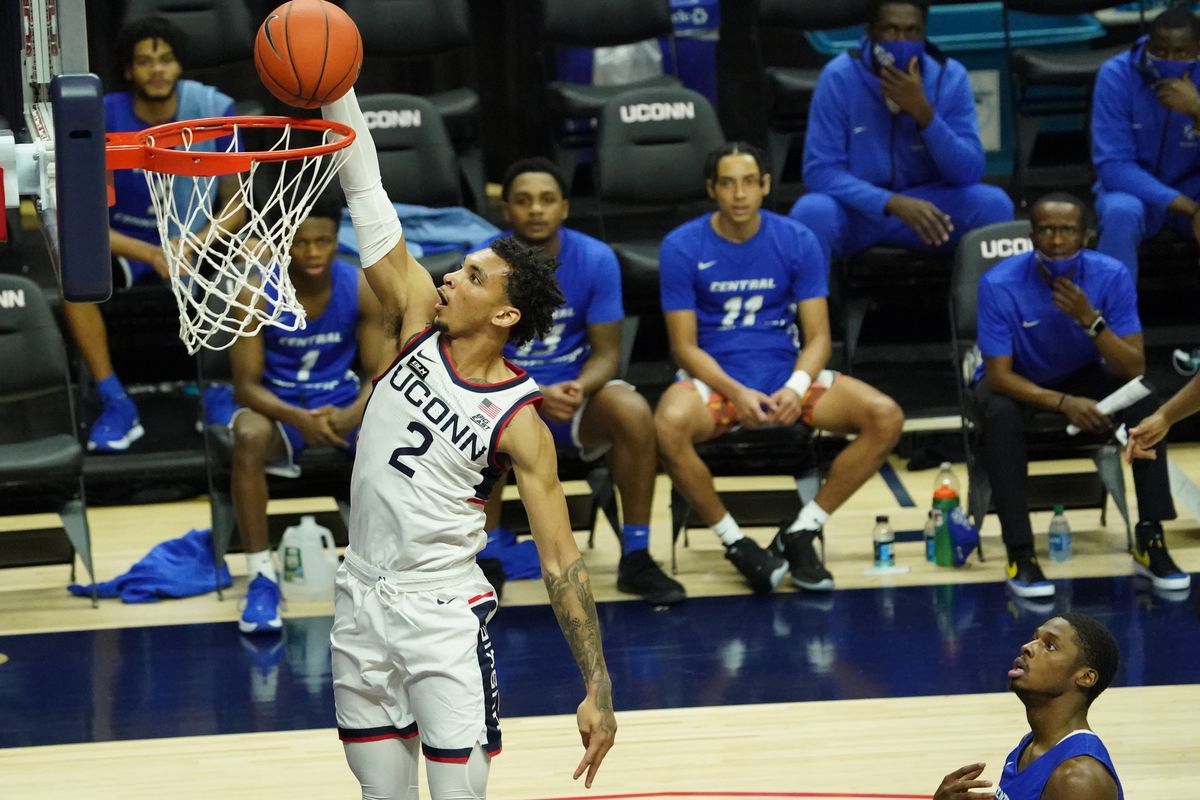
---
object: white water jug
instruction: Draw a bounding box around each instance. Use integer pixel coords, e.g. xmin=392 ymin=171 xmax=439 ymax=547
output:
xmin=278 ymin=515 xmax=337 ymax=602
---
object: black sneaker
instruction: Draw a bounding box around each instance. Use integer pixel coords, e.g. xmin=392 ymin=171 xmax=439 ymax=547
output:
xmin=772 ymin=525 xmax=834 ymax=592
xmin=617 ymin=550 xmax=687 ymax=605
xmin=724 ymin=537 xmax=788 ymax=595
xmin=1133 ymin=522 xmax=1192 ymax=592
xmin=1005 ymin=555 xmax=1054 ymax=598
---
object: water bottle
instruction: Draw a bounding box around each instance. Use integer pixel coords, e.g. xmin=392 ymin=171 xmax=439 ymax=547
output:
xmin=1048 ymin=505 xmax=1072 ymax=563
xmin=923 ymin=510 xmax=940 ymax=564
xmin=873 ymin=515 xmax=895 ymax=569
xmin=932 ymin=462 xmax=960 ymax=567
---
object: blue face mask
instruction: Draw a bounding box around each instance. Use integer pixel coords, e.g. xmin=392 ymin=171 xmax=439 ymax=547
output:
xmin=1145 ymin=52 xmax=1195 ymax=81
xmin=1036 ymin=250 xmax=1083 ymax=281
xmin=871 ymin=39 xmax=926 ymax=72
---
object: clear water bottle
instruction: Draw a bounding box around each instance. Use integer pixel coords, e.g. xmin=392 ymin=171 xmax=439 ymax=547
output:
xmin=873 ymin=515 xmax=895 ymax=568
xmin=923 ymin=510 xmax=940 ymax=564
xmin=1048 ymin=505 xmax=1072 ymax=563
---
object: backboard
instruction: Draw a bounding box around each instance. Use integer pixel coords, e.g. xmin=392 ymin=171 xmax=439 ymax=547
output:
xmin=0 ymin=0 xmax=111 ymax=301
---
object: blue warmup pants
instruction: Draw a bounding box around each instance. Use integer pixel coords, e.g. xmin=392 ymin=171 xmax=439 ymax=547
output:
xmin=1096 ymin=173 xmax=1200 ymax=284
xmin=788 ymin=183 xmax=1014 ymax=265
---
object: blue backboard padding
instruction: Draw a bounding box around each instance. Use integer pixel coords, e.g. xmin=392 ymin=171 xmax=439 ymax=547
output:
xmin=52 ymin=73 xmax=112 ymax=303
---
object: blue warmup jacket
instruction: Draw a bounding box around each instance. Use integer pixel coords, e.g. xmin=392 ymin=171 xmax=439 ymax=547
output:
xmin=1092 ymin=35 xmax=1200 ymax=215
xmin=802 ymin=41 xmax=986 ymax=216
xmin=68 ymin=528 xmax=232 ymax=603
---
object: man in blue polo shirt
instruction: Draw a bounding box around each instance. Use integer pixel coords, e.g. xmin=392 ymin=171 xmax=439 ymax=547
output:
xmin=480 ymin=157 xmax=685 ymax=606
xmin=1093 ymin=7 xmax=1200 ymax=283
xmin=67 ymin=16 xmax=241 ymax=453
xmin=974 ymin=192 xmax=1190 ymax=598
xmin=788 ymin=0 xmax=1012 ymax=266
xmin=656 ymin=142 xmax=904 ymax=595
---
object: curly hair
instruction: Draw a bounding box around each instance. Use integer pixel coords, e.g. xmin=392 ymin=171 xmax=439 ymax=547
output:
xmin=117 ymin=16 xmax=187 ymax=78
xmin=489 ymin=236 xmax=564 ymax=346
xmin=1059 ymin=613 xmax=1120 ymax=705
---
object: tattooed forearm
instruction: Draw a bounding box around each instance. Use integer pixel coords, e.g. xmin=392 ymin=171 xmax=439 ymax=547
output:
xmin=544 ymin=556 xmax=610 ymax=687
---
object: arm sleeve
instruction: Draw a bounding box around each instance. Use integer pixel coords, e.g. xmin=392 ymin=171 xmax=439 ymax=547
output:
xmin=790 ymin=224 xmax=830 ymax=302
xmin=919 ymin=62 xmax=985 ymax=185
xmin=658 ymin=232 xmax=697 ymax=313
xmin=975 ymin=279 xmax=1013 ymax=358
xmin=1092 ymin=62 xmax=1179 ymax=212
xmin=1101 ymin=267 xmax=1143 ymax=337
xmin=586 ymin=245 xmax=625 ymax=324
xmin=802 ymin=66 xmax=894 ymax=215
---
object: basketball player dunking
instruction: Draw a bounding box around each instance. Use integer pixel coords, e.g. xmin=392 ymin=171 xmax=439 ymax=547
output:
xmin=321 ymin=89 xmax=616 ymax=800
xmin=933 ymin=613 xmax=1122 ymax=800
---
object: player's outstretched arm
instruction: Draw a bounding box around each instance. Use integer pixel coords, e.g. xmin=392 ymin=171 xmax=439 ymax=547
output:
xmin=501 ymin=408 xmax=616 ymax=787
xmin=322 ymin=89 xmax=438 ymax=341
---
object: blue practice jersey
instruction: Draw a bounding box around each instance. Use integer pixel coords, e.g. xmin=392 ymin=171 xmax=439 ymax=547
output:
xmin=106 ymin=80 xmax=238 ymax=248
xmin=660 ymin=211 xmax=828 ymax=394
xmin=996 ymin=730 xmax=1123 ymax=800
xmin=975 ymin=249 xmax=1141 ymax=386
xmin=263 ymin=259 xmax=362 ymax=407
xmin=487 ymin=228 xmax=623 ymax=386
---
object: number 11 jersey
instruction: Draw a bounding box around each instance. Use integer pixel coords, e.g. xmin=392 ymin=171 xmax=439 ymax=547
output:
xmin=349 ymin=328 xmax=542 ymax=577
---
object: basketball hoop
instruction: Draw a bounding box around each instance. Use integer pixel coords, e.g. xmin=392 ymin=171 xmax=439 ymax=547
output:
xmin=105 ymin=116 xmax=355 ymax=354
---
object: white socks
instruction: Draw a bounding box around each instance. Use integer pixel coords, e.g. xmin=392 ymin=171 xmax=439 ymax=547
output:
xmin=246 ymin=550 xmax=276 ymax=582
xmin=787 ymin=500 xmax=829 ymax=534
xmin=713 ymin=513 xmax=744 ymax=546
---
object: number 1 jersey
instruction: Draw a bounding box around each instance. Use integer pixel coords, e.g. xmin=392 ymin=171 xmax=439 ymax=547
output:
xmin=349 ymin=328 xmax=542 ymax=576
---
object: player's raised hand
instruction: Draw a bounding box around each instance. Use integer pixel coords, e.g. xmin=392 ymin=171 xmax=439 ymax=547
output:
xmin=574 ymin=687 xmax=616 ymax=788
xmin=932 ymin=763 xmax=992 ymax=800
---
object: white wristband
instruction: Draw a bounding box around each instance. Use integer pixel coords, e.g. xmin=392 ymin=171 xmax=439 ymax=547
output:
xmin=785 ymin=370 xmax=812 ymax=400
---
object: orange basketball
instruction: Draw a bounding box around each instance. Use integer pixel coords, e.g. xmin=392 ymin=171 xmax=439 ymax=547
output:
xmin=254 ymin=0 xmax=362 ymax=109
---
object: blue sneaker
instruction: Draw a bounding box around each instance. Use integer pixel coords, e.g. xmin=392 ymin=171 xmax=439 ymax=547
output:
xmin=239 ymin=574 xmax=283 ymax=635
xmin=198 ymin=383 xmax=235 ymax=431
xmin=87 ymin=396 xmax=144 ymax=452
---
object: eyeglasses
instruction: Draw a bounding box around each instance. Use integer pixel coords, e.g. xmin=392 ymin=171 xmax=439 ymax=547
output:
xmin=1033 ymin=224 xmax=1083 ymax=238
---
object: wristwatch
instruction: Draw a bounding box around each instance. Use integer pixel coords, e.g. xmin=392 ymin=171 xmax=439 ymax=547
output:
xmin=1085 ymin=314 xmax=1107 ymax=338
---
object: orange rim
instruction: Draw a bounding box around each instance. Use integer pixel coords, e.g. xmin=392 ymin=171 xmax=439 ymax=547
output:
xmin=105 ymin=116 xmax=355 ymax=177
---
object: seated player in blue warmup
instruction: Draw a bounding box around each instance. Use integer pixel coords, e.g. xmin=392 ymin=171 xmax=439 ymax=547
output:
xmin=1093 ymin=7 xmax=1200 ymax=284
xmin=69 ymin=17 xmax=243 ymax=453
xmin=788 ymin=0 xmax=1012 ymax=265
xmin=481 ymin=158 xmax=685 ymax=605
xmin=229 ymin=193 xmax=385 ymax=634
xmin=656 ymin=143 xmax=905 ymax=594
xmin=973 ymin=193 xmax=1190 ymax=599
xmin=933 ymin=614 xmax=1123 ymax=800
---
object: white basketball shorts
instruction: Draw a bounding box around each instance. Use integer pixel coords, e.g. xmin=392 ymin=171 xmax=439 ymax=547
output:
xmin=331 ymin=549 xmax=502 ymax=762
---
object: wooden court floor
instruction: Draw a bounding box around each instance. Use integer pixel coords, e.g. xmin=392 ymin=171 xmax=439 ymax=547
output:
xmin=1 ymin=452 xmax=1198 ymax=798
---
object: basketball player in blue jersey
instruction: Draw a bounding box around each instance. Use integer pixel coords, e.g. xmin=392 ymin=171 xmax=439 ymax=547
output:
xmin=656 ymin=142 xmax=905 ymax=594
xmin=933 ymin=614 xmax=1122 ymax=800
xmin=322 ymin=89 xmax=615 ymax=800
xmin=228 ymin=192 xmax=385 ymax=635
xmin=68 ymin=17 xmax=243 ymax=453
xmin=480 ymin=157 xmax=686 ymax=606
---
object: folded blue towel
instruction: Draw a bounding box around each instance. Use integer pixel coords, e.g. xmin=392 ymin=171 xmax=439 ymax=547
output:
xmin=478 ymin=527 xmax=542 ymax=580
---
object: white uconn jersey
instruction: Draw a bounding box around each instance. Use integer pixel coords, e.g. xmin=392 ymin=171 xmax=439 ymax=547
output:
xmin=349 ymin=328 xmax=541 ymax=576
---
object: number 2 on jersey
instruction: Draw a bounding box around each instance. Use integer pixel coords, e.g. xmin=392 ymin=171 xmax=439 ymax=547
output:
xmin=389 ymin=421 xmax=433 ymax=477
xmin=721 ymin=294 xmax=764 ymax=327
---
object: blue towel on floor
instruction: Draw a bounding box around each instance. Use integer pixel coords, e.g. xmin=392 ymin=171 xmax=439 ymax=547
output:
xmin=67 ymin=528 xmax=232 ymax=603
xmin=478 ymin=527 xmax=542 ymax=580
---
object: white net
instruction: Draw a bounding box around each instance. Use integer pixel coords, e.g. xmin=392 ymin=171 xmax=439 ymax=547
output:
xmin=142 ymin=122 xmax=350 ymax=353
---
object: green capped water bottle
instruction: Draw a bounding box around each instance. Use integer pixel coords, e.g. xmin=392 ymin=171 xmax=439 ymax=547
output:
xmin=932 ymin=462 xmax=960 ymax=567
